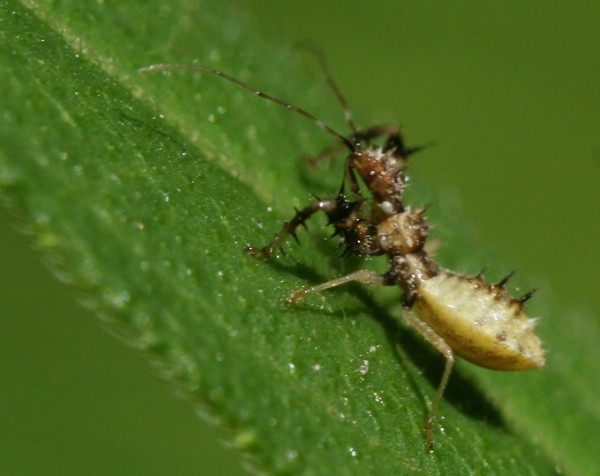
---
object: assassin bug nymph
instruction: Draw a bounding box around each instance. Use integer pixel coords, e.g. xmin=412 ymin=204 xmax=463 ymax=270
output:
xmin=141 ymin=47 xmax=545 ymax=451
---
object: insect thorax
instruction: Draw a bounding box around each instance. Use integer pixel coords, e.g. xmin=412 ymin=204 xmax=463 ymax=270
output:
xmin=350 ymin=148 xmax=408 ymax=212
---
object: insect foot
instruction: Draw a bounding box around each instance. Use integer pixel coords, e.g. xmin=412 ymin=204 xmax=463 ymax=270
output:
xmin=141 ymin=46 xmax=545 ymax=451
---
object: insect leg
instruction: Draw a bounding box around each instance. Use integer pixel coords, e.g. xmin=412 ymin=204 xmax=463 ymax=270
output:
xmin=354 ymin=124 xmax=402 ymax=143
xmin=285 ymin=269 xmax=387 ymax=305
xmin=352 ymin=125 xmax=430 ymax=156
xmin=401 ymin=310 xmax=454 ymax=452
xmin=246 ymin=199 xmax=339 ymax=258
xmin=306 ymin=140 xmax=349 ymax=167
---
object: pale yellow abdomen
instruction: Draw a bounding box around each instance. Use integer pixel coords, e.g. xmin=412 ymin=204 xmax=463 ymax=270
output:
xmin=413 ymin=272 xmax=545 ymax=370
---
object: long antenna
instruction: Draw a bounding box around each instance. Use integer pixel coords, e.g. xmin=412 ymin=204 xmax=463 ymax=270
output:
xmin=295 ymin=41 xmax=358 ymax=134
xmin=139 ymin=63 xmax=355 ymax=151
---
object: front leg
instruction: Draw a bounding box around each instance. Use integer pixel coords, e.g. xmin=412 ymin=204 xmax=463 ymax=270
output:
xmin=285 ymin=269 xmax=389 ymax=305
xmin=246 ymin=199 xmax=339 ymax=258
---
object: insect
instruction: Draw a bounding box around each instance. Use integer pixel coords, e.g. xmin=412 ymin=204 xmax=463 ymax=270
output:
xmin=140 ymin=47 xmax=545 ymax=450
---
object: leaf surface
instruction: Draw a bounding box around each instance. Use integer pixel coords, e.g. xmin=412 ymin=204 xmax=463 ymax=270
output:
xmin=1 ymin=1 xmax=597 ymax=474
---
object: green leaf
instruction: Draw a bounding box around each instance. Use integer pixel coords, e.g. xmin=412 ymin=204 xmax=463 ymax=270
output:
xmin=1 ymin=1 xmax=598 ymax=474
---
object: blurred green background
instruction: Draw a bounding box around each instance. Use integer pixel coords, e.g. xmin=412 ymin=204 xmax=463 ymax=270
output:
xmin=1 ymin=1 xmax=598 ymax=474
